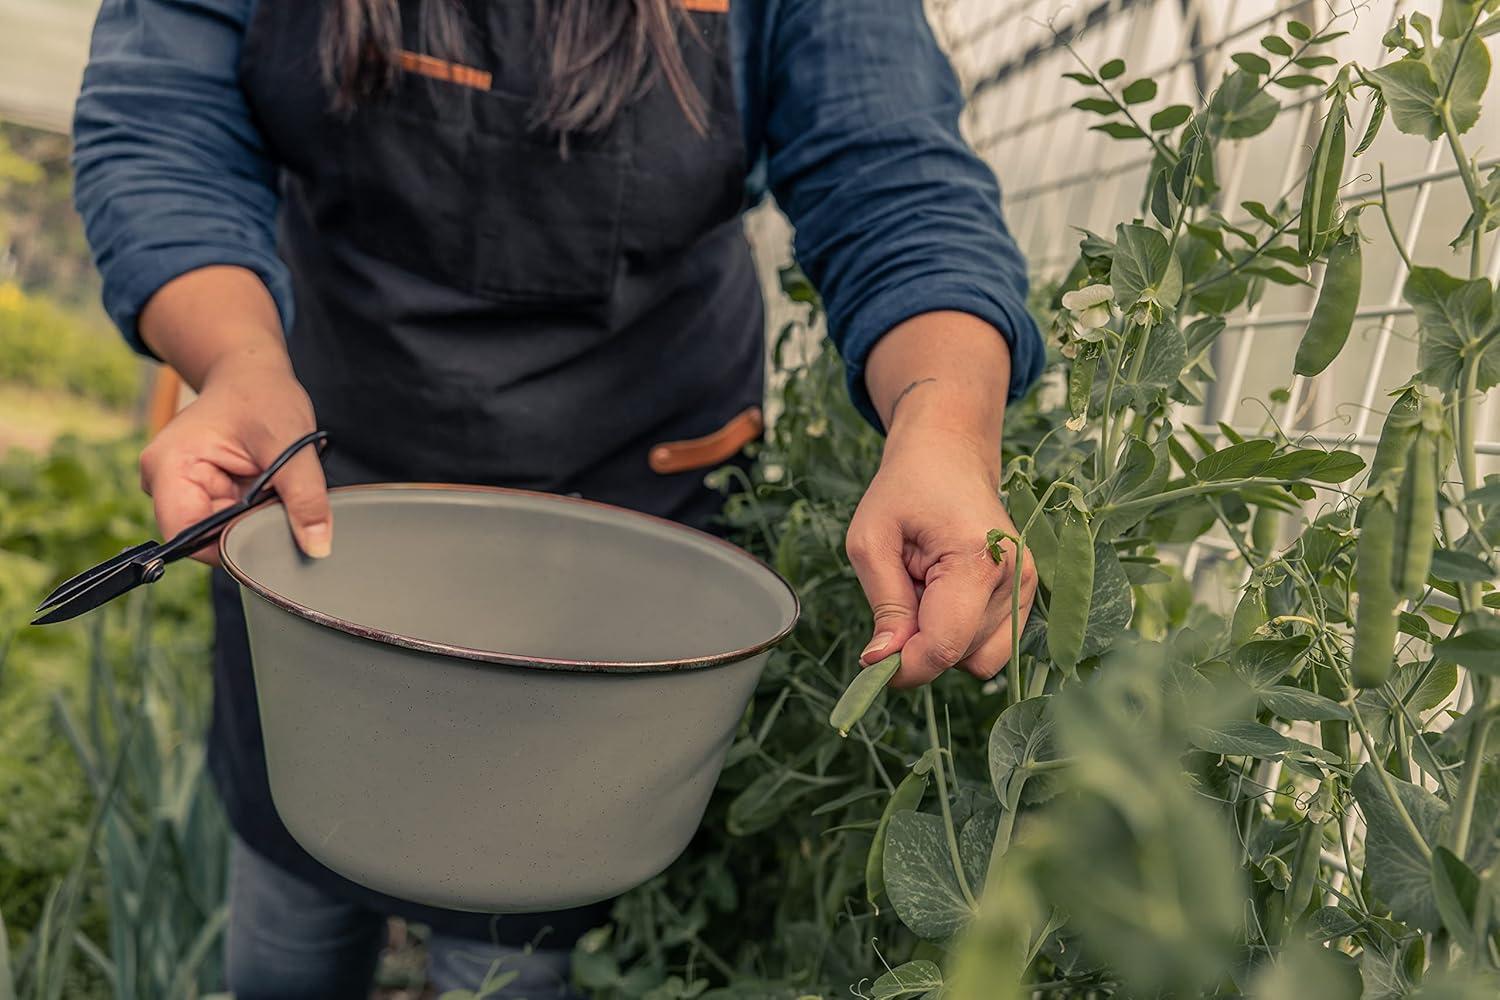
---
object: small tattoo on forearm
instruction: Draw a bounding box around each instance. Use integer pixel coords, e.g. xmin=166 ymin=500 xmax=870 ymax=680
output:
xmin=890 ymin=378 xmax=937 ymax=419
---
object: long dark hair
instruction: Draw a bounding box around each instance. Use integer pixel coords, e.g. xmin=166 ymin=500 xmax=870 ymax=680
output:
xmin=320 ymin=0 xmax=707 ymax=135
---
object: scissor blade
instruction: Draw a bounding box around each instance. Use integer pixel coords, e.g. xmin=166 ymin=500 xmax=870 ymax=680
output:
xmin=31 ymin=562 xmax=148 ymax=625
xmin=35 ymin=540 xmax=159 ymax=613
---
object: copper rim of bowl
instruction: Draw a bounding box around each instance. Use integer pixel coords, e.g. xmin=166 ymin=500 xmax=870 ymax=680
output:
xmin=219 ymin=483 xmax=801 ymax=674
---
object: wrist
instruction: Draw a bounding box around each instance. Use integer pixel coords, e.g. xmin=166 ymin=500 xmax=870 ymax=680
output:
xmin=200 ymin=343 xmax=296 ymax=392
xmin=884 ymin=395 xmax=1004 ymax=485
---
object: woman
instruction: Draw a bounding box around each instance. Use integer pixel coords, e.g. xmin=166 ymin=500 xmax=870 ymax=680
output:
xmin=72 ymin=0 xmax=1043 ymax=995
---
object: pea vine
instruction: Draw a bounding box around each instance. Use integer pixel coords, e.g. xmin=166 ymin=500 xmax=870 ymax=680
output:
xmin=572 ymin=3 xmax=1500 ymax=998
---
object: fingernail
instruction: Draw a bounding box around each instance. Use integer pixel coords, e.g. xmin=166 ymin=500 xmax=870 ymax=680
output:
xmin=302 ymin=522 xmax=331 ymax=559
xmin=862 ymin=633 xmax=894 ymax=662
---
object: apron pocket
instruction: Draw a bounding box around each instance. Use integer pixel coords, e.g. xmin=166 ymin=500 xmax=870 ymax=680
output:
xmin=332 ymin=105 xmax=478 ymax=290
xmin=472 ymin=128 xmax=628 ymax=305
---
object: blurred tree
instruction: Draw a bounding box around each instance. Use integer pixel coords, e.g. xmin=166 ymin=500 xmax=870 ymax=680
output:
xmin=0 ymin=121 xmax=98 ymax=307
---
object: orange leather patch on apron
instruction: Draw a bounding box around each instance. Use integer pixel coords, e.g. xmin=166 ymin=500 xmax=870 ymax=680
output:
xmin=681 ymin=0 xmax=730 ymax=12
xmin=398 ymin=51 xmax=493 ymax=91
xmin=649 ymin=406 xmax=763 ymax=474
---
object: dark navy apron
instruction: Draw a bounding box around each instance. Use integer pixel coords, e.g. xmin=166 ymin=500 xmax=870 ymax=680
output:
xmin=211 ymin=0 xmax=764 ymax=944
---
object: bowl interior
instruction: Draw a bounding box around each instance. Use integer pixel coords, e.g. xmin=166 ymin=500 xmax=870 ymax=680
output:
xmin=221 ymin=486 xmax=797 ymax=667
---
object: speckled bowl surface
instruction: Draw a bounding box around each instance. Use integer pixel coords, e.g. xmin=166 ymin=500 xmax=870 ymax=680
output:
xmin=220 ymin=484 xmax=798 ymax=912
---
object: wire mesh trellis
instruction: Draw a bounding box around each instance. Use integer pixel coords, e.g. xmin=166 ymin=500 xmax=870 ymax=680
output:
xmin=924 ymin=0 xmax=1500 ymax=590
xmin=935 ymin=0 xmax=1500 ymax=466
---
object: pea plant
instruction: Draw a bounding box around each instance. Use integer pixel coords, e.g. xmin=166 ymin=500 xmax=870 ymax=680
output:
xmin=574 ymin=4 xmax=1500 ymax=998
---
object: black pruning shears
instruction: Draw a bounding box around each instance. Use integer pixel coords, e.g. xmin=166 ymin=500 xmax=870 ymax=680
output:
xmin=33 ymin=431 xmax=329 ymax=626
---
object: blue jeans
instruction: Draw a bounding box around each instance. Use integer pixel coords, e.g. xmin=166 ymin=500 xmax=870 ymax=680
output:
xmin=225 ymin=837 xmax=580 ymax=999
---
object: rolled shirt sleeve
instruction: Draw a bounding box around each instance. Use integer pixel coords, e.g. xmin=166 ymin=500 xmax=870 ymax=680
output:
xmin=72 ymin=0 xmax=291 ymax=356
xmin=756 ymin=0 xmax=1044 ymax=427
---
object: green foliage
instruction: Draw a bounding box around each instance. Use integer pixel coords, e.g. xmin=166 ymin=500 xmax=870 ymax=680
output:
xmin=0 ymin=284 xmax=139 ymax=409
xmin=0 ymin=434 xmax=213 ymax=996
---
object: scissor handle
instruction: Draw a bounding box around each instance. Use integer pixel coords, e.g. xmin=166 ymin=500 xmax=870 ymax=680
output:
xmin=155 ymin=430 xmax=330 ymax=564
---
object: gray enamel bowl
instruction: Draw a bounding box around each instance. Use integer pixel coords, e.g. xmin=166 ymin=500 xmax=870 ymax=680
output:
xmin=220 ymin=484 xmax=798 ymax=913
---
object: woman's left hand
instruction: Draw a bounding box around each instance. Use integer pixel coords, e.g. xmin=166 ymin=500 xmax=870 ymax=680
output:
xmin=848 ymin=310 xmax=1037 ymax=689
xmin=846 ymin=422 xmax=1037 ymax=689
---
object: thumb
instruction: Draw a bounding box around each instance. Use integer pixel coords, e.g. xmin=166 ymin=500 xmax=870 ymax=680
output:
xmin=257 ymin=438 xmax=332 ymax=558
xmin=846 ymin=520 xmax=919 ymax=665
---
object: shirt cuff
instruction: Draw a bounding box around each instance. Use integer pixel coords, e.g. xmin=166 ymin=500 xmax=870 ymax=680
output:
xmin=836 ymin=280 xmax=1045 ymax=431
xmin=102 ymin=245 xmax=294 ymax=361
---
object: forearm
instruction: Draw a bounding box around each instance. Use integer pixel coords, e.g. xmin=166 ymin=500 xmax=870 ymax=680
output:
xmin=864 ymin=311 xmax=1012 ymax=482
xmin=139 ymin=265 xmax=291 ymax=391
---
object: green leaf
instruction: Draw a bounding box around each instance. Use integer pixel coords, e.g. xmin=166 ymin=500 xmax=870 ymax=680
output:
xmin=1063 ymin=71 xmax=1097 ymax=85
xmin=958 ymin=806 xmax=1001 ymax=891
xmin=884 ymin=811 xmax=975 ymax=940
xmin=1263 ymin=35 xmax=1295 ymax=56
xmin=1261 ymin=686 xmax=1351 ymax=722
xmin=1091 ymin=122 xmax=1147 ymax=140
xmin=872 ymin=960 xmax=943 ymax=1000
xmin=1242 ymin=200 xmax=1281 ymax=227
xmin=1245 ymin=263 xmax=1309 ymax=285
xmin=1369 ymin=57 xmax=1444 ymax=139
xmin=1232 ymin=52 xmax=1272 ymax=76
xmin=1123 ymin=323 xmax=1188 ymax=408
xmin=1192 ymin=439 xmax=1275 ymax=481
xmin=726 ymin=768 xmax=822 ymax=836
xmin=1403 ymin=267 xmax=1500 ymax=391
xmin=1272 ymin=74 xmax=1328 ymax=89
xmin=1261 ymin=448 xmax=1365 ymax=483
xmin=1210 ymin=70 xmax=1281 ymax=138
xmin=1286 ymin=19 xmax=1312 ymax=40
xmin=1431 ymin=549 xmax=1495 ymax=582
xmin=1150 ymin=169 xmax=1174 ymax=227
xmin=1188 ymin=719 xmax=1294 ymax=758
xmin=1122 ymin=78 xmax=1158 ymax=104
xmin=1081 ymin=541 xmax=1134 ymax=659
xmin=1430 ymin=846 xmax=1480 ymax=943
xmin=988 ymin=697 xmax=1062 ymax=805
xmin=1467 ymin=479 xmax=1500 ymax=504
xmin=1312 ymin=905 xmax=1362 ymax=941
xmin=1150 ymin=104 xmax=1193 ymax=130
xmin=1073 ymin=97 xmax=1121 ymax=115
xmin=1352 ymin=764 xmax=1446 ymax=930
xmin=1427 ymin=36 xmax=1489 ymax=134
xmin=1294 ymin=54 xmax=1339 ymax=68
xmin=1235 ymin=635 xmax=1313 ymax=689
xmin=1113 ymin=437 xmax=1158 ymax=500
xmin=1445 ymin=2 xmax=1489 ymax=38
xmin=1099 ymin=58 xmax=1126 ymax=80
xmin=1369 ymin=41 xmax=1489 ymax=140
xmin=1432 ymin=629 xmax=1500 ymax=674
xmin=1110 ymin=224 xmax=1183 ymax=317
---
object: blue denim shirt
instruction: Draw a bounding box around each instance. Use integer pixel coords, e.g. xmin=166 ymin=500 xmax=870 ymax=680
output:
xmin=72 ymin=0 xmax=1042 ymax=424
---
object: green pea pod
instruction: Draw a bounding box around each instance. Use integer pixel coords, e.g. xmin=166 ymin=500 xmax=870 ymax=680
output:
xmin=1391 ymin=427 xmax=1437 ymax=599
xmin=1285 ymin=815 xmax=1326 ymax=924
xmin=1369 ymin=389 xmax=1421 ymax=488
xmin=1316 ymin=665 xmax=1348 ymax=756
xmin=1006 ymin=478 xmax=1058 ymax=592
xmin=1298 ymin=92 xmax=1347 ymax=259
xmin=1251 ymin=506 xmax=1281 ymax=555
xmin=865 ymin=766 xmax=929 ymax=908
xmin=1293 ymin=232 xmax=1362 ymax=377
xmin=828 ymin=653 xmax=902 ymax=737
xmin=1231 ymin=586 xmax=1268 ymax=646
xmin=1047 ymin=512 xmax=1094 ymax=672
xmin=1352 ymin=495 xmax=1401 ymax=688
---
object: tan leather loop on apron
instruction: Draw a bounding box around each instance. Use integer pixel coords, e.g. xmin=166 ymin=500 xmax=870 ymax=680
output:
xmin=649 ymin=406 xmax=762 ymax=474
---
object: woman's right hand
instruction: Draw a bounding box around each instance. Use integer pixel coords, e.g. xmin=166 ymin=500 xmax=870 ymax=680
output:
xmin=140 ymin=352 xmax=331 ymax=564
